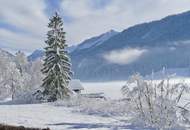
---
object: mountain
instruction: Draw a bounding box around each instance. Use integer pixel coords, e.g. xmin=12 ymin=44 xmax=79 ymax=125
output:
xmin=70 ymin=10 xmax=190 ymax=81
xmin=28 ymin=45 xmax=78 ymax=61
xmin=0 ymin=48 xmax=15 ymax=61
xmin=28 ymin=49 xmax=44 ymax=61
xmin=67 ymin=45 xmax=77 ymax=53
xmin=74 ymin=30 xmax=118 ymax=51
xmin=28 ymin=11 xmax=190 ymax=81
xmin=28 ymin=30 xmax=118 ymax=61
xmin=89 ymin=11 xmax=190 ymax=52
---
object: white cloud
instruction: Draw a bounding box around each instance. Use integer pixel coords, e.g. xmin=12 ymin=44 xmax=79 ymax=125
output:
xmin=103 ymin=48 xmax=147 ymax=65
xmin=1 ymin=0 xmax=190 ymax=52
xmin=0 ymin=29 xmax=43 ymax=52
xmin=0 ymin=0 xmax=47 ymax=36
xmin=0 ymin=0 xmax=48 ymax=53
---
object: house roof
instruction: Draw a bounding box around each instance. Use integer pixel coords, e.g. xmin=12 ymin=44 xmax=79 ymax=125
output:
xmin=68 ymin=79 xmax=84 ymax=90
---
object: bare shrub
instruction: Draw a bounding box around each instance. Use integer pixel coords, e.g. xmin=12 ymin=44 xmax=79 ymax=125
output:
xmin=121 ymin=74 xmax=190 ymax=129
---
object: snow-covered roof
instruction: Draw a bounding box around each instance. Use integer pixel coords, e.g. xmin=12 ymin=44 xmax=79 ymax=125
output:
xmin=68 ymin=79 xmax=84 ymax=90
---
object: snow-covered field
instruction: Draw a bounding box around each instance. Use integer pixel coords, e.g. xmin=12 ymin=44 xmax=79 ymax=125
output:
xmin=0 ymin=81 xmax=130 ymax=130
xmin=83 ymin=81 xmax=125 ymax=99
xmin=0 ymin=104 xmax=130 ymax=130
xmin=0 ymin=80 xmax=190 ymax=130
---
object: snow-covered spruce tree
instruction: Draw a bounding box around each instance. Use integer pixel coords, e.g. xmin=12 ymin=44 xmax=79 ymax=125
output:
xmin=41 ymin=12 xmax=72 ymax=101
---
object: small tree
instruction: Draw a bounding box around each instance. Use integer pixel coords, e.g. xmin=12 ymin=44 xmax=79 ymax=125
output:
xmin=0 ymin=59 xmax=23 ymax=100
xmin=7 ymin=62 xmax=23 ymax=100
xmin=42 ymin=12 xmax=72 ymax=101
xmin=121 ymin=74 xmax=190 ymax=129
xmin=15 ymin=51 xmax=28 ymax=75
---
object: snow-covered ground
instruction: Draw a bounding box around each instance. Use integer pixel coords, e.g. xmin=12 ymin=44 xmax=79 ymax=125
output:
xmin=0 ymin=80 xmax=190 ymax=130
xmin=0 ymin=81 xmax=130 ymax=130
xmin=82 ymin=81 xmax=125 ymax=99
xmin=0 ymin=103 xmax=132 ymax=130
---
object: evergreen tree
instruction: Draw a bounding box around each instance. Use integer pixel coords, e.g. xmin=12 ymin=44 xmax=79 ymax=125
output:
xmin=42 ymin=12 xmax=72 ymax=101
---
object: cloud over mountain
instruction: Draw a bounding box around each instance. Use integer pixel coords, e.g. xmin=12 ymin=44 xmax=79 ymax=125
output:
xmin=103 ymin=48 xmax=147 ymax=65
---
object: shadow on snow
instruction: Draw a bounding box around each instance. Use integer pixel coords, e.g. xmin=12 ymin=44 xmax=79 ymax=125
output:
xmin=48 ymin=122 xmax=154 ymax=130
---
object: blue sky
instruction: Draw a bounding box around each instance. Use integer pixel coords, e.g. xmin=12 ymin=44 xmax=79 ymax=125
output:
xmin=0 ymin=0 xmax=190 ymax=54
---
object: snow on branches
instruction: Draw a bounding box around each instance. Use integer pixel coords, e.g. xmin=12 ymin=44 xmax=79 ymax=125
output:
xmin=0 ymin=51 xmax=44 ymax=102
xmin=121 ymin=74 xmax=190 ymax=129
xmin=41 ymin=12 xmax=72 ymax=101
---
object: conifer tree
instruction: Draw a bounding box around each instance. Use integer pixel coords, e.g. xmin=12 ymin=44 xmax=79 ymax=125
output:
xmin=42 ymin=12 xmax=72 ymax=101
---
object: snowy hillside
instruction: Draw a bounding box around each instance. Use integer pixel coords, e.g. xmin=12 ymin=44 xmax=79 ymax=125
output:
xmin=0 ymin=48 xmax=15 ymax=61
xmin=28 ymin=49 xmax=44 ymax=61
xmin=75 ymin=30 xmax=118 ymax=51
xmin=10 ymin=10 xmax=190 ymax=81
xmin=28 ymin=30 xmax=118 ymax=62
xmin=70 ymin=10 xmax=190 ymax=81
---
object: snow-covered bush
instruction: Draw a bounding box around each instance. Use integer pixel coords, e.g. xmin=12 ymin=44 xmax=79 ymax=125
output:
xmin=12 ymin=88 xmax=44 ymax=104
xmin=0 ymin=57 xmax=24 ymax=100
xmin=121 ymin=74 xmax=190 ymax=129
xmin=0 ymin=51 xmax=44 ymax=103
